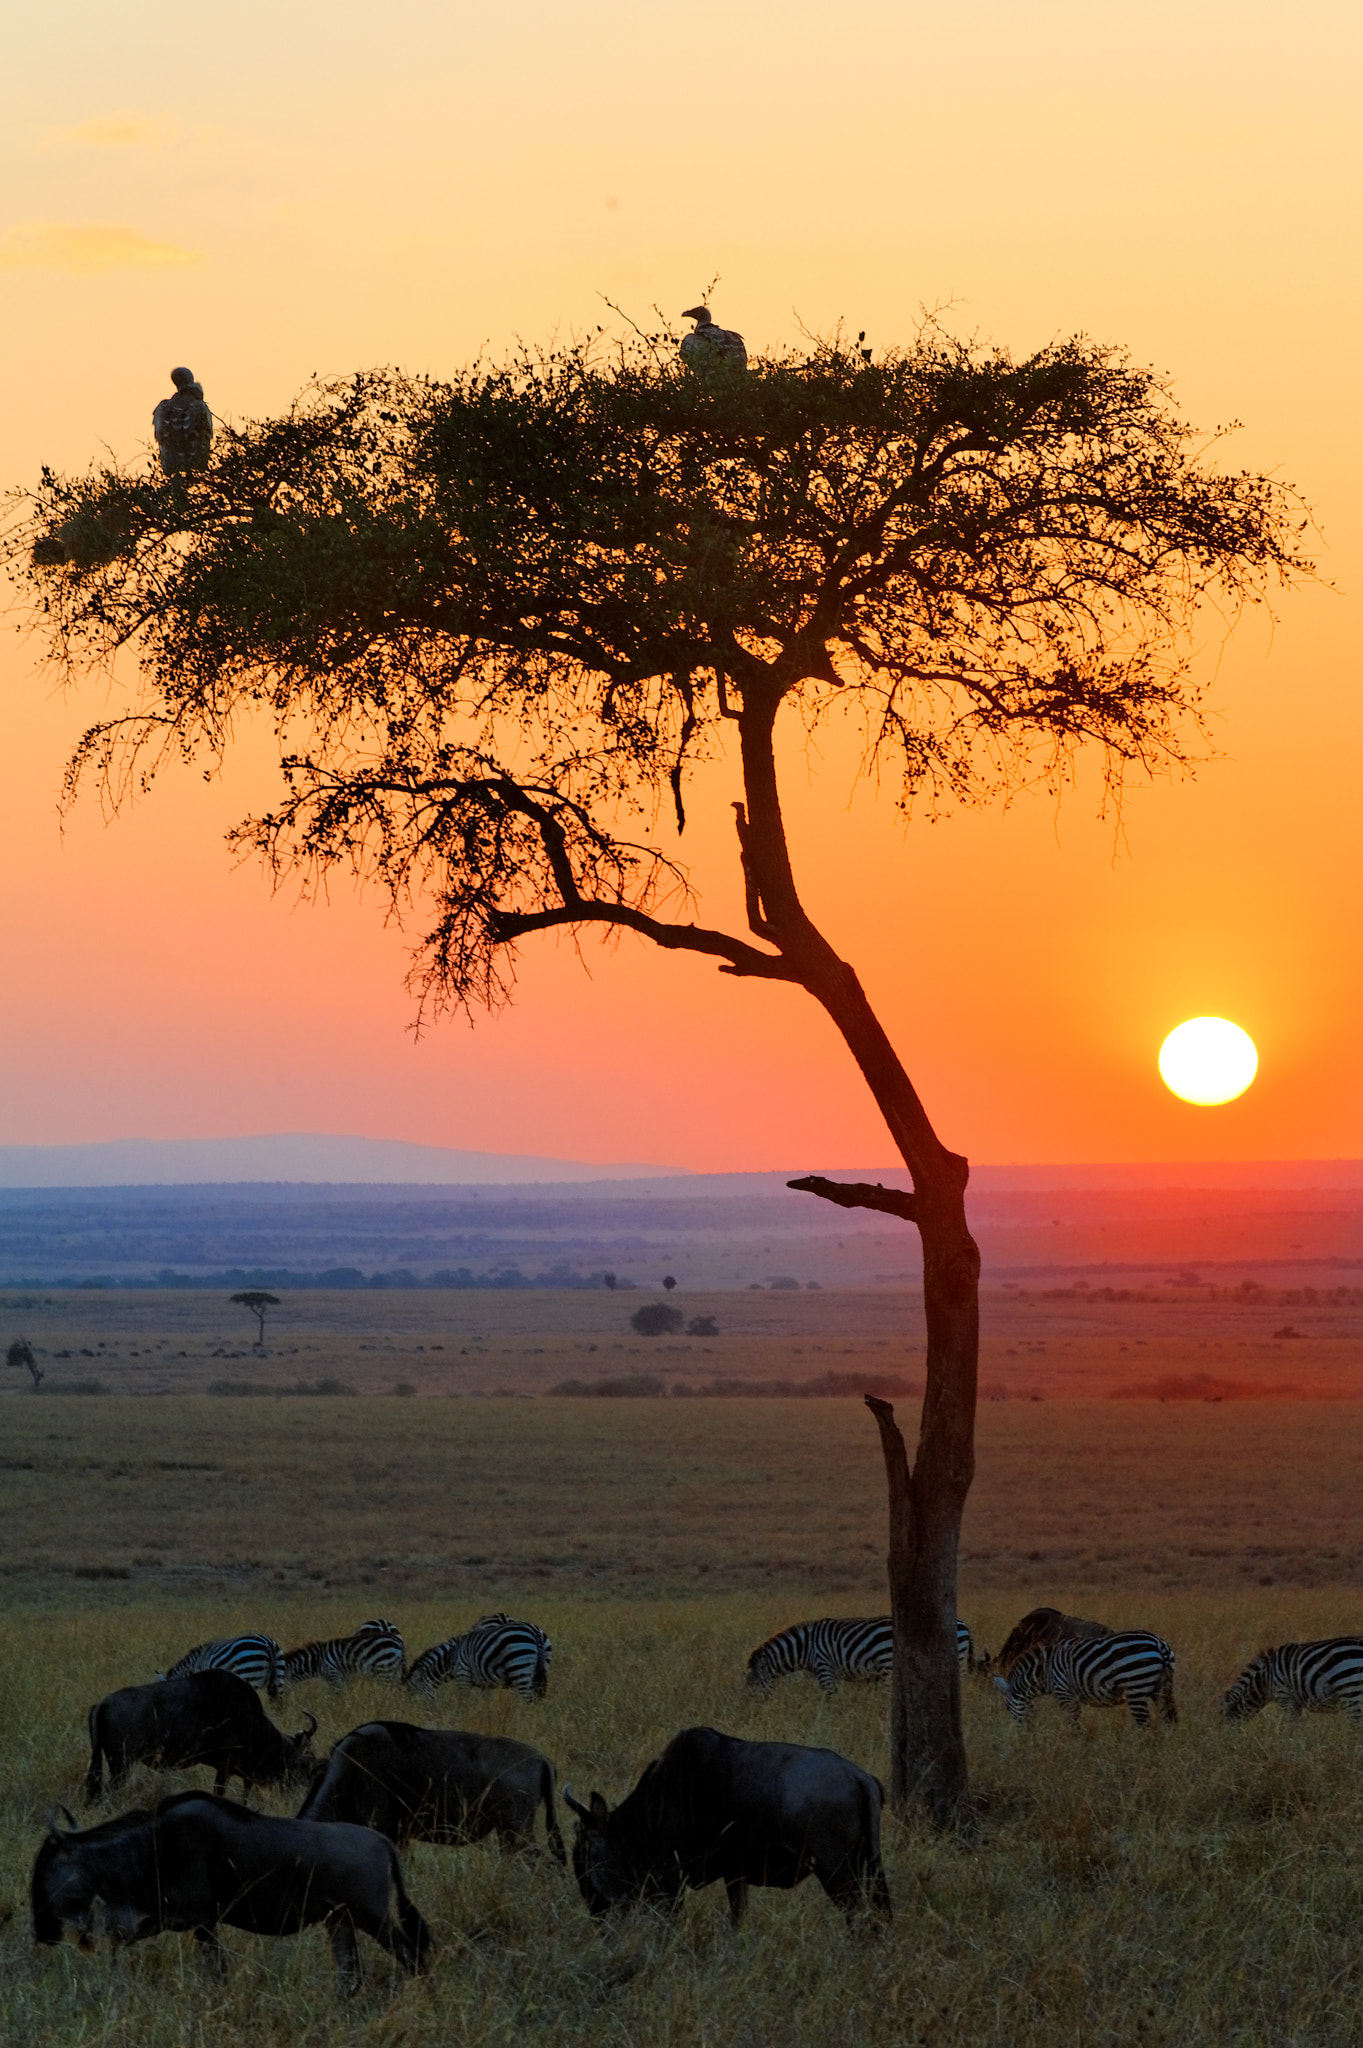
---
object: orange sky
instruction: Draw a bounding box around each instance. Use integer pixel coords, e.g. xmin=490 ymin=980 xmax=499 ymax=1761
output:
xmin=1 ymin=0 xmax=1359 ymax=1170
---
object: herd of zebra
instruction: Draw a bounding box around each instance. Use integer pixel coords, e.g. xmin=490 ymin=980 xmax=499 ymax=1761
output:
xmin=162 ymin=1613 xmax=551 ymax=1704
xmin=164 ymin=1604 xmax=1363 ymax=1729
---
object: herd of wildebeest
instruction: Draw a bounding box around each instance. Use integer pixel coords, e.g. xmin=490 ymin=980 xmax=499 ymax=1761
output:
xmin=28 ymin=1601 xmax=1363 ymax=1995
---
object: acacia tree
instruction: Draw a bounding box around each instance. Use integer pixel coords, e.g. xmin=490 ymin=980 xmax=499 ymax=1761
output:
xmin=13 ymin=325 xmax=1306 ymax=1822
xmin=229 ymin=1289 xmax=280 ymax=1346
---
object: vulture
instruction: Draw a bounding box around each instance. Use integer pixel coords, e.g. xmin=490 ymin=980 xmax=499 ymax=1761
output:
xmin=680 ymin=305 xmax=747 ymax=378
xmin=153 ymin=365 xmax=213 ymax=474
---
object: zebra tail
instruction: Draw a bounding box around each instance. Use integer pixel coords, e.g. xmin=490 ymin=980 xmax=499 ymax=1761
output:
xmin=540 ymin=1761 xmax=567 ymax=1865
xmin=532 ymin=1643 xmax=549 ymax=1699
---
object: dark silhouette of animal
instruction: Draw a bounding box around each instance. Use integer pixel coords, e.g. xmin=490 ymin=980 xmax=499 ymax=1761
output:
xmin=1222 ymin=1638 xmax=1363 ymax=1724
xmin=153 ymin=367 xmax=213 ymax=473
xmin=994 ymin=1632 xmax=1177 ymax=1727
xmin=32 ymin=1792 xmax=430 ymax=1993
xmin=85 ymin=1671 xmax=318 ymax=1803
xmin=680 ymin=306 xmax=747 ymax=377
xmin=282 ymin=1618 xmax=405 ymax=1690
xmin=984 ymin=1606 xmax=1115 ymax=1678
xmin=746 ymin=1616 xmax=975 ymax=1695
xmin=299 ymin=1721 xmax=565 ymax=1861
xmin=404 ymin=1613 xmax=551 ymax=1701
xmin=163 ymin=1632 xmax=285 ymax=1698
xmin=564 ymin=1725 xmax=890 ymax=1926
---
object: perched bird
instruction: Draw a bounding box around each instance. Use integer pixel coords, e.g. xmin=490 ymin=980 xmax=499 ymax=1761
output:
xmin=680 ymin=305 xmax=747 ymax=378
xmin=153 ymin=365 xmax=213 ymax=474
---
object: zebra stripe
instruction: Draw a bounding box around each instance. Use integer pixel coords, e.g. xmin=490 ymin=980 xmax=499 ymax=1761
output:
xmin=404 ymin=1613 xmax=551 ymax=1702
xmin=995 ymin=1630 xmax=1176 ymax=1727
xmin=745 ymin=1617 xmax=975 ymax=1696
xmin=162 ymin=1633 xmax=285 ymax=1699
xmin=281 ymin=1618 xmax=405 ymax=1690
xmin=1222 ymin=1638 xmax=1363 ymax=1724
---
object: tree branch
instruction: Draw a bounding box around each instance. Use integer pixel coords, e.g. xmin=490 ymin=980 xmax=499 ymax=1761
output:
xmin=787 ymin=1174 xmax=919 ymax=1221
xmin=489 ymin=900 xmax=801 ymax=980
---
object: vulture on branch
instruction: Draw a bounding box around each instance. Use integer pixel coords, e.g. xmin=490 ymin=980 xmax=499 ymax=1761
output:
xmin=153 ymin=365 xmax=213 ymax=474
xmin=680 ymin=305 xmax=747 ymax=378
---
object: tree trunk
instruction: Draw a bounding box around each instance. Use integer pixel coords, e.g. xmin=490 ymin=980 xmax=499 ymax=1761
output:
xmin=735 ymin=690 xmax=981 ymax=1825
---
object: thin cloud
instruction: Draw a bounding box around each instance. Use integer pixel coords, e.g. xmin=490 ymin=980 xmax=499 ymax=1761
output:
xmin=0 ymin=223 xmax=201 ymax=275
xmin=46 ymin=112 xmax=181 ymax=149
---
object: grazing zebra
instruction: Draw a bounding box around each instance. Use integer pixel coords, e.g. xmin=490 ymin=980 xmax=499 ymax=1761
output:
xmin=994 ymin=1630 xmax=1177 ymax=1727
xmin=404 ymin=1613 xmax=551 ymax=1703
xmin=281 ymin=1618 xmax=406 ymax=1691
xmin=745 ymin=1617 xmax=975 ymax=1697
xmin=1222 ymin=1638 xmax=1363 ymax=1724
xmin=161 ymin=1633 xmax=285 ymax=1700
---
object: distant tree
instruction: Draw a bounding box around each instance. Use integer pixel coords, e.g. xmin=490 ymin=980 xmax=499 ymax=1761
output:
xmin=229 ymin=1290 xmax=280 ymax=1346
xmin=602 ymin=1273 xmax=617 ymax=1291
xmin=6 ymin=1337 xmax=43 ymax=1388
xmin=630 ymin=1303 xmax=685 ymax=1337
xmin=662 ymin=1275 xmax=678 ymax=1291
xmin=16 ymin=321 xmax=1308 ymax=1824
xmin=686 ymin=1315 xmax=719 ymax=1338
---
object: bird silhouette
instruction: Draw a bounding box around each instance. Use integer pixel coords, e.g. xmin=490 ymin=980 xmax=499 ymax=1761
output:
xmin=153 ymin=366 xmax=213 ymax=474
xmin=680 ymin=306 xmax=747 ymax=379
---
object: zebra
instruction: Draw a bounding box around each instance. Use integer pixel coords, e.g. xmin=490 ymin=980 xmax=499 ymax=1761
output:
xmin=745 ymin=1617 xmax=975 ymax=1697
xmin=1222 ymin=1639 xmax=1363 ymax=1724
xmin=404 ymin=1613 xmax=551 ymax=1702
xmin=161 ymin=1633 xmax=285 ymax=1700
xmin=281 ymin=1618 xmax=406 ymax=1691
xmin=994 ymin=1630 xmax=1177 ymax=1727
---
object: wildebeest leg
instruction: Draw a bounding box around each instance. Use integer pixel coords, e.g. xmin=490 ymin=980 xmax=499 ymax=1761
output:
xmin=193 ymin=1926 xmax=229 ymax=1977
xmin=725 ymin=1878 xmax=748 ymax=1927
xmin=327 ymin=1913 xmax=362 ymax=1996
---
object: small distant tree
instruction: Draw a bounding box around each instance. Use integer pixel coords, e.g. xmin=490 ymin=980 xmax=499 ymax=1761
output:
xmin=602 ymin=1273 xmax=617 ymax=1292
xmin=662 ymin=1275 xmax=678 ymax=1291
xmin=686 ymin=1315 xmax=719 ymax=1338
xmin=15 ymin=319 xmax=1308 ymax=1825
xmin=631 ymin=1303 xmax=685 ymax=1337
xmin=229 ymin=1290 xmax=280 ymax=1346
xmin=6 ymin=1338 xmax=43 ymax=1388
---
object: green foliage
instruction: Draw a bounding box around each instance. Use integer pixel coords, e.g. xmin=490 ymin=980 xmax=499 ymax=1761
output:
xmin=11 ymin=325 xmax=1309 ymax=1019
xmin=630 ymin=1302 xmax=685 ymax=1337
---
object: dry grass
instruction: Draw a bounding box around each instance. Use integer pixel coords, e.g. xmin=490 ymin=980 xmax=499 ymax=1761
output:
xmin=4 ymin=1313 xmax=1363 ymax=2043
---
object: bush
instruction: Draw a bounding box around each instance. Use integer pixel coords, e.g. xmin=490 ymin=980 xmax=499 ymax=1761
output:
xmin=548 ymin=1374 xmax=665 ymax=1398
xmin=629 ymin=1303 xmax=684 ymax=1337
xmin=686 ymin=1315 xmax=720 ymax=1337
xmin=48 ymin=1377 xmax=109 ymax=1396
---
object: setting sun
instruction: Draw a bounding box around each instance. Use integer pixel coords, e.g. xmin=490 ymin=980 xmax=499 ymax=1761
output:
xmin=1158 ymin=1017 xmax=1259 ymax=1106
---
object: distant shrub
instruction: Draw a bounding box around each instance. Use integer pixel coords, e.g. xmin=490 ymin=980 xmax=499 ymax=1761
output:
xmin=630 ymin=1303 xmax=684 ymax=1337
xmin=767 ymin=1276 xmax=801 ymax=1290
xmin=208 ymin=1380 xmax=274 ymax=1397
xmin=49 ymin=1376 xmax=110 ymax=1396
xmin=686 ymin=1315 xmax=720 ymax=1337
xmin=549 ymin=1374 xmax=665 ymax=1398
xmin=391 ymin=1381 xmax=417 ymax=1397
xmin=288 ymin=1378 xmax=356 ymax=1397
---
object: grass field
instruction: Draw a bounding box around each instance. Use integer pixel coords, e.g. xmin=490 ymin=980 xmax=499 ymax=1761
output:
xmin=4 ymin=1290 xmax=1363 ymax=2043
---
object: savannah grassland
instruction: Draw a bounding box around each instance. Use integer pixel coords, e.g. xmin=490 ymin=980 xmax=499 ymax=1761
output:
xmin=4 ymin=1286 xmax=1363 ymax=2046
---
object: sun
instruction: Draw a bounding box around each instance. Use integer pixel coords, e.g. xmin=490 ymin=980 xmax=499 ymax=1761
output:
xmin=1158 ymin=1017 xmax=1258 ymax=1105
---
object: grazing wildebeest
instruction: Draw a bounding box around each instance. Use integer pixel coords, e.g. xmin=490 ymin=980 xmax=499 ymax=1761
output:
xmin=85 ymin=1670 xmax=317 ymax=1803
xmin=32 ymin=1792 xmax=431 ymax=1993
xmin=299 ymin=1721 xmax=566 ymax=1862
xmin=564 ymin=1725 xmax=891 ymax=1926
xmin=983 ymin=1606 xmax=1115 ymax=1678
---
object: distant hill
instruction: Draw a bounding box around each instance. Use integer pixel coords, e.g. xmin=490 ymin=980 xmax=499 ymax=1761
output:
xmin=0 ymin=1135 xmax=684 ymax=1189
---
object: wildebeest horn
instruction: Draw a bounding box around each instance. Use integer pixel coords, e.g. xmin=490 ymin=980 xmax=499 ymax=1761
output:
xmin=299 ymin=1711 xmax=318 ymax=1737
xmin=561 ymin=1782 xmax=591 ymax=1821
xmin=46 ymin=1806 xmax=76 ymax=1837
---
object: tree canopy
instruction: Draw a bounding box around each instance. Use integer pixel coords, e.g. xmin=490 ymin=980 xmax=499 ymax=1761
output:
xmin=15 ymin=326 xmax=1306 ymax=1024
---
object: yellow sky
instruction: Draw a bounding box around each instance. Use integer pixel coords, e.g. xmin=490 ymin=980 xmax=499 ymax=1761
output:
xmin=1 ymin=0 xmax=1359 ymax=1167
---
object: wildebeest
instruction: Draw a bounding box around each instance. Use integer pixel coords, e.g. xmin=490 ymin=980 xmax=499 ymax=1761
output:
xmin=984 ymin=1606 xmax=1115 ymax=1678
xmin=85 ymin=1670 xmax=318 ymax=1803
xmin=32 ymin=1791 xmax=431 ymax=1993
xmin=299 ymin=1721 xmax=566 ymax=1862
xmin=564 ymin=1725 xmax=891 ymax=1925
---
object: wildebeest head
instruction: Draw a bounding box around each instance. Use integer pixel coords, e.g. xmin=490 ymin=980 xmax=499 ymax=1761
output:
xmin=31 ymin=1808 xmax=153 ymax=1949
xmin=285 ymin=1712 xmax=320 ymax=1783
xmin=563 ymin=1785 xmax=669 ymax=1916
